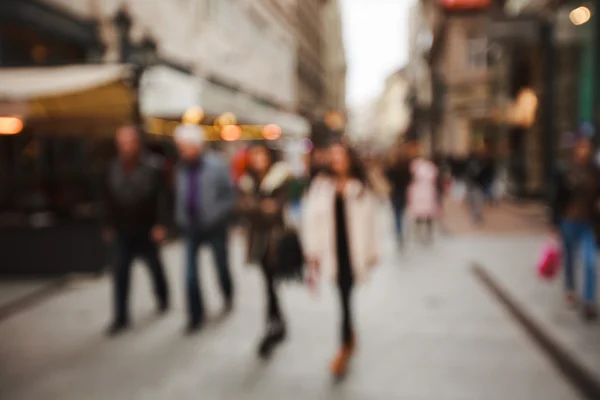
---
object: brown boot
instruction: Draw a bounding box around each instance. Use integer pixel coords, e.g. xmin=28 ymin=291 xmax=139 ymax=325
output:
xmin=330 ymin=335 xmax=357 ymax=377
xmin=330 ymin=346 xmax=352 ymax=377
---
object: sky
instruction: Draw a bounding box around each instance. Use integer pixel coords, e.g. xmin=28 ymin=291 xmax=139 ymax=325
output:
xmin=341 ymin=0 xmax=416 ymax=108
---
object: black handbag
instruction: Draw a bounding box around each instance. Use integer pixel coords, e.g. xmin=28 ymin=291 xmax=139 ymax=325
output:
xmin=274 ymin=228 xmax=305 ymax=281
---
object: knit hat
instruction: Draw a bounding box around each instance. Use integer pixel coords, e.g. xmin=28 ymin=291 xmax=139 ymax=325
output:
xmin=174 ymin=124 xmax=204 ymax=146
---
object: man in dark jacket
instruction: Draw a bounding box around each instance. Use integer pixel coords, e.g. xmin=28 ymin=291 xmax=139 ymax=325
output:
xmin=103 ymin=125 xmax=170 ymax=336
xmin=174 ymin=124 xmax=237 ymax=333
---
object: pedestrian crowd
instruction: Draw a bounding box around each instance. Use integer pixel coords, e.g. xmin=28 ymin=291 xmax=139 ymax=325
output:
xmin=101 ymin=124 xmax=380 ymax=377
xmin=100 ymin=124 xmax=597 ymax=383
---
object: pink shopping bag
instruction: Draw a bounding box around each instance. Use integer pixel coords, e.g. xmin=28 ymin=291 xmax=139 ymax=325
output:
xmin=537 ymin=240 xmax=561 ymax=280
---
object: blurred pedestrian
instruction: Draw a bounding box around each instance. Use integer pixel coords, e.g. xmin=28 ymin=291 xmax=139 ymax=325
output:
xmin=550 ymin=137 xmax=599 ymax=321
xmin=102 ymin=125 xmax=170 ymax=336
xmin=407 ymin=153 xmax=439 ymax=244
xmin=237 ymin=145 xmax=296 ymax=358
xmin=385 ymin=143 xmax=412 ymax=247
xmin=174 ymin=124 xmax=236 ymax=333
xmin=465 ymin=145 xmax=487 ymax=224
xmin=480 ymin=147 xmax=497 ymax=205
xmin=303 ymin=141 xmax=380 ymax=378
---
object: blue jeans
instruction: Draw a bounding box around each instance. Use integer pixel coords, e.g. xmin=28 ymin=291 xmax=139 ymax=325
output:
xmin=185 ymin=226 xmax=233 ymax=323
xmin=560 ymin=220 xmax=597 ymax=304
xmin=113 ymin=230 xmax=169 ymax=324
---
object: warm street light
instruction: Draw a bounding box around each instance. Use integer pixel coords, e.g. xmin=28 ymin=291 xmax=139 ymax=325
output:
xmin=216 ymin=112 xmax=237 ymax=128
xmin=0 ymin=117 xmax=23 ymax=135
xmin=221 ymin=125 xmax=242 ymax=141
xmin=182 ymin=106 xmax=204 ymax=124
xmin=263 ymin=124 xmax=282 ymax=140
xmin=570 ymin=6 xmax=591 ymax=26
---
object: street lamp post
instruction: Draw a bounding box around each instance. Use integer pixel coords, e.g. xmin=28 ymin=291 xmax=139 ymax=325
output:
xmin=114 ymin=9 xmax=157 ymax=131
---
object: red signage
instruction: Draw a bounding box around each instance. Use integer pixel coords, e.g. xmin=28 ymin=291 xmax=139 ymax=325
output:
xmin=440 ymin=0 xmax=491 ymax=9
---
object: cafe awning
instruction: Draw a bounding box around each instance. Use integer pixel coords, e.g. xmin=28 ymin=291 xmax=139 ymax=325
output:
xmin=199 ymin=79 xmax=310 ymax=138
xmin=0 ymin=64 xmax=134 ymax=136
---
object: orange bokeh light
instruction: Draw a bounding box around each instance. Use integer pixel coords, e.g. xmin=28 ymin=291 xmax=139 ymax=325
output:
xmin=0 ymin=117 xmax=24 ymax=135
xmin=262 ymin=124 xmax=282 ymax=141
xmin=221 ymin=125 xmax=242 ymax=141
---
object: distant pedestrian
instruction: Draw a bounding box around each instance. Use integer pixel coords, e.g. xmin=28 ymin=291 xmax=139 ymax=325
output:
xmin=237 ymin=144 xmax=297 ymax=358
xmin=174 ymin=124 xmax=236 ymax=333
xmin=465 ymin=146 xmax=487 ymax=224
xmin=102 ymin=125 xmax=170 ymax=336
xmin=407 ymin=155 xmax=439 ymax=244
xmin=303 ymin=141 xmax=380 ymax=378
xmin=385 ymin=143 xmax=413 ymax=247
xmin=550 ymin=137 xmax=599 ymax=321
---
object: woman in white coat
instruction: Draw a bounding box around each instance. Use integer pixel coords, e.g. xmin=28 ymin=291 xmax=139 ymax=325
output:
xmin=302 ymin=141 xmax=380 ymax=377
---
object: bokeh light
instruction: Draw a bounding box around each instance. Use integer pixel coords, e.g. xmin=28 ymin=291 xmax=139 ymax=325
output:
xmin=221 ymin=125 xmax=242 ymax=141
xmin=262 ymin=124 xmax=282 ymax=140
xmin=570 ymin=6 xmax=591 ymax=26
xmin=0 ymin=117 xmax=24 ymax=135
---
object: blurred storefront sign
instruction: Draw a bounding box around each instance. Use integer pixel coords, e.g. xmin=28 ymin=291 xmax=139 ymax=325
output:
xmin=440 ymin=0 xmax=491 ymax=10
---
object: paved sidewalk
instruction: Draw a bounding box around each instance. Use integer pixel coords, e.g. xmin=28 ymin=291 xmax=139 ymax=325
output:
xmin=0 ymin=279 xmax=64 ymax=316
xmin=0 ymin=226 xmax=582 ymax=400
xmin=442 ymin=199 xmax=548 ymax=236
xmin=456 ymin=236 xmax=600 ymax=386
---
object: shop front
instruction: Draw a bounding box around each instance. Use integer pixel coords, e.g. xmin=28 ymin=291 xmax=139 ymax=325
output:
xmin=0 ymin=64 xmax=134 ymax=276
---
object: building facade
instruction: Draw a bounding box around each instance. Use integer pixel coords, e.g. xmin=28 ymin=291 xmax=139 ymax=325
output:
xmin=37 ymin=0 xmax=307 ymax=135
xmin=407 ymin=0 xmax=438 ymax=153
xmin=295 ymin=0 xmax=326 ymax=120
xmin=430 ymin=12 xmax=491 ymax=158
xmin=322 ymin=0 xmax=347 ymax=114
xmin=372 ymin=69 xmax=411 ymax=147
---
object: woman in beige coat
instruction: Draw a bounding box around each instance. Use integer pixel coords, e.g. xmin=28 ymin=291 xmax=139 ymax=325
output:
xmin=302 ymin=141 xmax=380 ymax=377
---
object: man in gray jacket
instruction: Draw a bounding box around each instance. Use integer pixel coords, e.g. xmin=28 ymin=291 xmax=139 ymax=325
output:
xmin=174 ymin=124 xmax=236 ymax=333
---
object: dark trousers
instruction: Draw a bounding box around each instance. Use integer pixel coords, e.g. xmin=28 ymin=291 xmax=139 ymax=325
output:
xmin=113 ymin=230 xmax=169 ymax=325
xmin=337 ymin=264 xmax=354 ymax=346
xmin=262 ymin=265 xmax=282 ymax=323
xmin=185 ymin=227 xmax=233 ymax=324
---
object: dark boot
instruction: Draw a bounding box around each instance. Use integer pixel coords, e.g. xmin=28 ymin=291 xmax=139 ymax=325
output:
xmin=106 ymin=320 xmax=130 ymax=337
xmin=258 ymin=320 xmax=287 ymax=359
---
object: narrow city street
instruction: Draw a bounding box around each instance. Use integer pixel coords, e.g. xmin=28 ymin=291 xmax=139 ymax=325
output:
xmin=0 ymin=212 xmax=585 ymax=400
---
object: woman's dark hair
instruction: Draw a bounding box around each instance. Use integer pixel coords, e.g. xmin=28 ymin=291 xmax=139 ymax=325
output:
xmin=329 ymin=140 xmax=372 ymax=190
xmin=245 ymin=143 xmax=280 ymax=181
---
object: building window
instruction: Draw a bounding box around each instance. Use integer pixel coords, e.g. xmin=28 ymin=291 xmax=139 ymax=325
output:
xmin=466 ymin=37 xmax=487 ymax=70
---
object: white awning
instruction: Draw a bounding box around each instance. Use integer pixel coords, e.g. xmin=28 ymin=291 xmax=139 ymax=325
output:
xmin=140 ymin=65 xmax=201 ymax=119
xmin=199 ymin=79 xmax=309 ymax=137
xmin=0 ymin=64 xmax=131 ymax=101
xmin=0 ymin=64 xmax=134 ymax=136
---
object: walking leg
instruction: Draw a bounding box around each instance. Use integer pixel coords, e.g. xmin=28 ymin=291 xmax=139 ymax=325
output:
xmin=185 ymin=234 xmax=203 ymax=330
xmin=140 ymin=235 xmax=170 ymax=313
xmin=108 ymin=233 xmax=134 ymax=335
xmin=209 ymin=228 xmax=234 ymax=309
